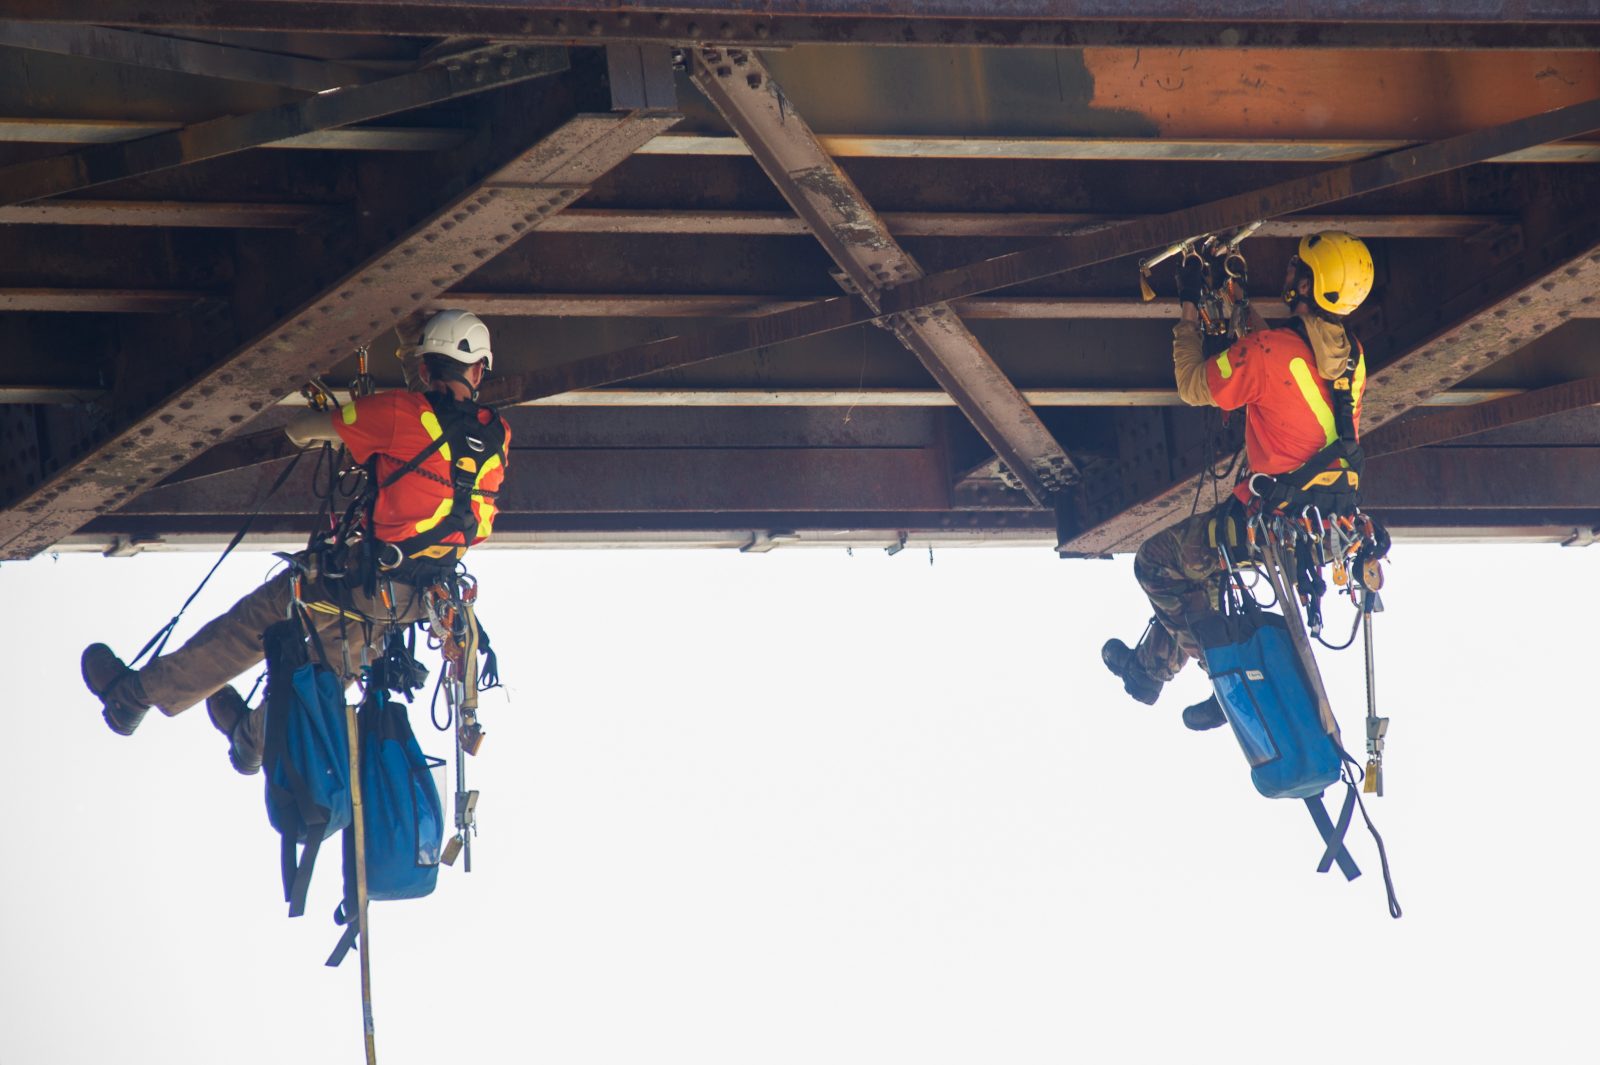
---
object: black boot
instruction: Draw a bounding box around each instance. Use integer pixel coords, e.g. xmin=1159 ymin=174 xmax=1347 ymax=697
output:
xmin=81 ymin=643 xmax=151 ymax=736
xmin=206 ymin=684 xmax=265 ymax=775
xmin=1101 ymin=638 xmax=1164 ymax=706
xmin=1182 ymin=695 xmax=1227 ymax=732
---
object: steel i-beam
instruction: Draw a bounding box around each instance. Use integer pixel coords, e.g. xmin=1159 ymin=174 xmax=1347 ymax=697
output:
xmin=0 ymin=108 xmax=682 ymax=559
xmin=484 ymin=95 xmax=1600 ymax=408
xmin=0 ymin=43 xmax=569 ymax=207
xmin=691 ymin=46 xmax=1075 ymax=503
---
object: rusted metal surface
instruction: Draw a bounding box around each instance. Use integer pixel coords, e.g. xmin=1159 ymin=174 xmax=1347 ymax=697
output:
xmin=1055 ymin=227 xmax=1600 ymax=557
xmin=0 ymin=45 xmax=566 ymax=207
xmin=0 ymin=288 xmax=209 ymax=312
xmin=1363 ymin=447 xmax=1600 ymax=509
xmin=1365 ymin=378 xmax=1600 ymax=457
xmin=0 ymin=108 xmax=682 ymax=559
xmin=687 ymin=46 xmax=1075 ymax=502
xmin=642 ymin=134 xmax=1600 ymax=165
xmin=124 ymin=446 xmax=953 ymax=514
xmin=13 ymin=2 xmax=1600 ymax=50
xmin=0 ymin=18 xmax=379 ymax=91
xmin=0 ymin=118 xmax=467 ymax=151
xmin=488 ymin=98 xmax=1600 ymax=407
xmin=543 ymin=209 xmax=1517 ymax=240
xmin=0 ymin=199 xmax=331 ymax=228
xmin=881 ymin=95 xmax=1600 ymax=312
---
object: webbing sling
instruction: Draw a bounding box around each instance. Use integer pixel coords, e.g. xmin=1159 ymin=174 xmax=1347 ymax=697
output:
xmin=1305 ymin=790 xmax=1361 ymax=881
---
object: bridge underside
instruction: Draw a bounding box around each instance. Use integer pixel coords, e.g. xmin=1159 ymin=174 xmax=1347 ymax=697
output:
xmin=2 ymin=3 xmax=1599 ymax=557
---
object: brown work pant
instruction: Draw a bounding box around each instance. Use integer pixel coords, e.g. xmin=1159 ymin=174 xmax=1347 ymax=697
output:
xmin=138 ymin=567 xmax=430 ymax=715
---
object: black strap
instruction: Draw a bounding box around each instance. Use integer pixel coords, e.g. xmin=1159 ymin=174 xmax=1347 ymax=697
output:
xmin=326 ymin=920 xmax=360 ymax=968
xmin=1304 ymin=793 xmax=1361 ymax=882
xmin=1342 ymin=750 xmax=1403 ymax=919
xmin=285 ymin=830 xmax=326 ymax=918
xmin=130 ymin=448 xmax=305 ymax=668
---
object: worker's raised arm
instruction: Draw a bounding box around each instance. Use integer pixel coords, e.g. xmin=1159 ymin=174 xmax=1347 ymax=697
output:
xmin=1172 ymin=315 xmax=1217 ymax=408
xmin=284 ymin=408 xmax=340 ymax=448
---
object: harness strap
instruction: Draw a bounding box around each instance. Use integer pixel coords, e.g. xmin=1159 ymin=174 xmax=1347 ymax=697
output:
xmin=1304 ymin=792 xmax=1361 ymax=882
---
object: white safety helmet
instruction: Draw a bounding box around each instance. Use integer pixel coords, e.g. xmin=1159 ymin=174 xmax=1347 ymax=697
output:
xmin=413 ymin=309 xmax=492 ymax=371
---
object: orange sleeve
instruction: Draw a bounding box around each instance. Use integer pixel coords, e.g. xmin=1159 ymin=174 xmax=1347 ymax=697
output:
xmin=1205 ymin=331 xmax=1268 ymax=411
xmin=332 ymin=392 xmax=404 ymax=463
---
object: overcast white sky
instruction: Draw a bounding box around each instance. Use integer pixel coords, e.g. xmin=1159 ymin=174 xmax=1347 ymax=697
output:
xmin=1 ymin=542 xmax=1595 ymax=1065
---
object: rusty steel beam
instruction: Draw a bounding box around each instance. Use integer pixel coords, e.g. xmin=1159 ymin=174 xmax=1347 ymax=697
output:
xmin=443 ymin=290 xmax=1600 ymax=321
xmin=641 ymin=134 xmax=1600 ymax=165
xmin=690 ymin=47 xmax=1075 ymax=502
xmin=484 ymin=94 xmax=1600 ymax=408
xmin=1363 ymin=447 xmax=1600 ymax=510
xmin=0 ymin=288 xmax=209 ymax=312
xmin=124 ymin=446 xmax=953 ymax=515
xmin=0 ymin=118 xmax=467 ymax=152
xmin=0 ymin=199 xmax=332 ymax=228
xmin=0 ymin=18 xmax=378 ymax=91
xmin=1364 ymin=377 xmax=1600 ymax=458
xmin=543 ymin=209 xmax=1517 ymax=241
xmin=0 ymin=44 xmax=566 ymax=207
xmin=1055 ymin=225 xmax=1600 ymax=557
xmin=444 ymin=292 xmax=1192 ymax=319
xmin=12 ymin=3 xmax=1600 ymax=50
xmin=0 ymin=108 xmax=682 ymax=560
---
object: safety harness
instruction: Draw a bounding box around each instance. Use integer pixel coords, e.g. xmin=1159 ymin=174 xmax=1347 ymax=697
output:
xmin=1245 ymin=319 xmax=1364 ymax=518
xmin=370 ymin=392 xmax=508 ymax=565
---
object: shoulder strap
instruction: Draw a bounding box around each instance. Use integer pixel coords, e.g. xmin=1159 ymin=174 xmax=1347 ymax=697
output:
xmin=378 ymin=393 xmax=477 ymax=492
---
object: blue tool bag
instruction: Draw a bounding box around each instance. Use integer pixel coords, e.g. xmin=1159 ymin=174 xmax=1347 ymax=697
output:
xmin=1192 ymin=589 xmax=1402 ymax=918
xmin=262 ymin=617 xmax=352 ymax=919
xmin=326 ymin=659 xmax=446 ymax=967
xmin=357 ymin=687 xmax=445 ymax=902
xmin=1192 ymin=608 xmax=1341 ymax=800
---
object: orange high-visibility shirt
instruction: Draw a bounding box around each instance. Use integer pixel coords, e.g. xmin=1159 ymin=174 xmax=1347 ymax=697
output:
xmin=330 ymin=391 xmax=510 ymax=550
xmin=1205 ymin=326 xmax=1365 ymax=476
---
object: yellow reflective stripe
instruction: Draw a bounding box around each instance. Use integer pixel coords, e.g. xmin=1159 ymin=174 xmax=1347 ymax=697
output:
xmin=1352 ymin=348 xmax=1366 ymax=413
xmin=340 ymin=402 xmax=358 ymax=425
xmin=418 ymin=409 xmax=452 ymax=464
xmin=1289 ymin=357 xmax=1337 ymax=447
xmin=411 ymin=496 xmax=454 ymax=536
xmin=1215 ymin=350 xmax=1233 ymax=379
xmin=473 ymin=453 xmax=503 ymax=539
xmin=302 ymin=599 xmax=369 ymax=623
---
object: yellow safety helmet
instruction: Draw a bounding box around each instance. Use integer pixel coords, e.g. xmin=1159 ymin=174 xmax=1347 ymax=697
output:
xmin=1292 ymin=231 xmax=1374 ymax=318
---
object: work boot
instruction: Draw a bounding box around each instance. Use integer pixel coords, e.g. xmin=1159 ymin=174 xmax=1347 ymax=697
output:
xmin=81 ymin=643 xmax=151 ymax=736
xmin=1182 ymin=695 xmax=1227 ymax=732
xmin=206 ymin=685 xmax=265 ymax=776
xmin=1100 ymin=638 xmax=1164 ymax=706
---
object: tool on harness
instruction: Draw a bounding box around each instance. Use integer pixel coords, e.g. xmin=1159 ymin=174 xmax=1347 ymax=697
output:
xmin=426 ymin=576 xmax=489 ymax=871
xmin=1197 ymin=517 xmax=1401 ymax=917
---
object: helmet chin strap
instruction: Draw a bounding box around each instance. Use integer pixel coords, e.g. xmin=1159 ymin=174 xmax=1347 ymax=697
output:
xmin=425 ymin=359 xmax=481 ymax=402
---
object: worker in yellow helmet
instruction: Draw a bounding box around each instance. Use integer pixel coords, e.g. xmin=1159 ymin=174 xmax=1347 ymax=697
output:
xmin=1103 ymin=232 xmax=1376 ymax=727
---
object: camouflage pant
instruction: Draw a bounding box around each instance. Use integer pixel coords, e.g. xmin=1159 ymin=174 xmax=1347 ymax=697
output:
xmin=1131 ymin=502 xmax=1234 ymax=682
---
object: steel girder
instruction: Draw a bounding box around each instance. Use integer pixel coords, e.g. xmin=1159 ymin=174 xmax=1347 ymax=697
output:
xmin=1055 ymin=225 xmax=1600 ymax=556
xmin=687 ymin=46 xmax=1074 ymax=503
xmin=1365 ymin=377 xmax=1600 ymax=458
xmin=0 ymin=45 xmax=568 ymax=207
xmin=481 ymin=96 xmax=1600 ymax=405
xmin=10 ymin=2 xmax=1600 ymax=50
xmin=0 ymin=18 xmax=379 ymax=91
xmin=0 ymin=107 xmax=682 ymax=560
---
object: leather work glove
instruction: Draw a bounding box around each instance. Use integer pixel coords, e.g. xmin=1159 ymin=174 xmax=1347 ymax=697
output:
xmin=1176 ymin=255 xmax=1206 ymax=306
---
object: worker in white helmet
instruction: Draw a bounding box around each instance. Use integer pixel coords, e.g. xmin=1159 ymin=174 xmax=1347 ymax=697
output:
xmin=81 ymin=310 xmax=511 ymax=773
